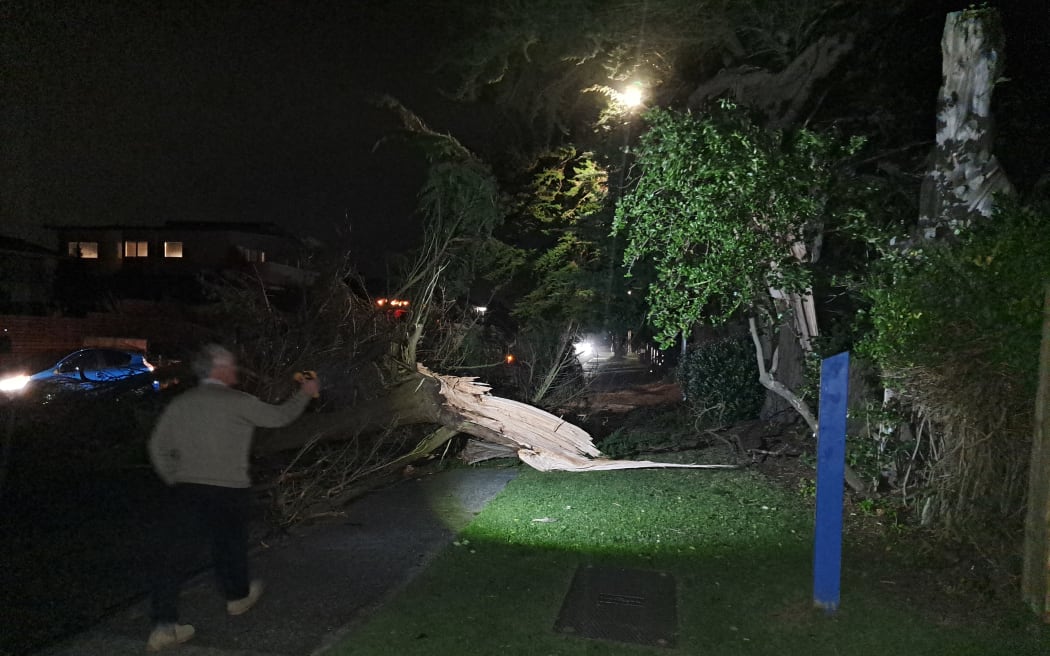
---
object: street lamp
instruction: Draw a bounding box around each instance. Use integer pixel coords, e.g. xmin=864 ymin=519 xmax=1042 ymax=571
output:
xmin=620 ymin=84 xmax=644 ymax=109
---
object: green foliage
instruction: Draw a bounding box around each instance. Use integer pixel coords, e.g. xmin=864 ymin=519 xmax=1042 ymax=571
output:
xmin=842 ymin=400 xmax=915 ymax=491
xmin=860 ymin=198 xmax=1050 ymax=396
xmin=797 ymin=476 xmax=817 ymax=498
xmin=846 ymin=423 xmax=895 ymax=488
xmin=676 ymin=337 xmax=765 ymax=427
xmin=858 ymin=198 xmax=1050 ymax=531
xmin=515 ymin=146 xmax=608 ymax=229
xmin=405 ymin=154 xmax=505 ymax=300
xmin=597 ymin=427 xmax=643 ymax=459
xmin=613 ymin=102 xmax=864 ymax=347
xmin=376 ymin=96 xmax=509 ymax=304
xmin=507 ymin=149 xmax=609 ymax=327
xmin=512 ymin=234 xmax=599 ymax=324
xmin=506 ymin=147 xmax=645 ymax=340
xmin=596 ymin=406 xmax=695 ymax=457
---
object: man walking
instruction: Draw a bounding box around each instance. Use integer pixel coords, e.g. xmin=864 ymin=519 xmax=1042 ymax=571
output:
xmin=146 ymin=344 xmax=321 ymax=651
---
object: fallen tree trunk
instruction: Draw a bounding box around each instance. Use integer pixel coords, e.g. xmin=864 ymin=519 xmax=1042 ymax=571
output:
xmin=255 ymin=373 xmax=445 ymax=456
xmin=257 ymin=364 xmax=735 ymax=473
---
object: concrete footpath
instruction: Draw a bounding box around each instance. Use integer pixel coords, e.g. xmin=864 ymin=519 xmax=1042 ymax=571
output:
xmin=41 ymin=466 xmax=519 ymax=656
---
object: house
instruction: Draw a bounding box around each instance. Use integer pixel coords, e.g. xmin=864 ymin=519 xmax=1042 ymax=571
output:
xmin=47 ymin=221 xmax=317 ymax=301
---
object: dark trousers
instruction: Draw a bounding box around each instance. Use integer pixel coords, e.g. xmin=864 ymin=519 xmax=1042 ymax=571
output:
xmin=150 ymin=483 xmax=252 ymax=624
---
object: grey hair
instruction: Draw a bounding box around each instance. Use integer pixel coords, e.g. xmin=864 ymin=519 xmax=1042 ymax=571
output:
xmin=191 ymin=343 xmax=235 ymax=379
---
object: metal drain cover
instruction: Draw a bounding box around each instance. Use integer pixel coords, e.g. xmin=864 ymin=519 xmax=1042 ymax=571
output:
xmin=554 ymin=565 xmax=677 ymax=648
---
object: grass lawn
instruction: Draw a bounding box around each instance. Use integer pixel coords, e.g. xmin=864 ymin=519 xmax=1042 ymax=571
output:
xmin=325 ymin=465 xmax=1049 ymax=655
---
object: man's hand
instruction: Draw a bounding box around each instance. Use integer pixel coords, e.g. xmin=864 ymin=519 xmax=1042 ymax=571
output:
xmin=294 ymin=371 xmax=321 ymax=398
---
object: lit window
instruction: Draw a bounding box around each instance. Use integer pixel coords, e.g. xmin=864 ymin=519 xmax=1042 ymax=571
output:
xmin=124 ymin=241 xmax=148 ymax=257
xmin=163 ymin=241 xmax=184 ymax=258
xmin=68 ymin=241 xmax=99 ymax=259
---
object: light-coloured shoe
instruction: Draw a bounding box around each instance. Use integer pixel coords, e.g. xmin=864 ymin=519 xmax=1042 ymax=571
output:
xmin=146 ymin=623 xmax=195 ymax=652
xmin=226 ymin=579 xmax=264 ymax=616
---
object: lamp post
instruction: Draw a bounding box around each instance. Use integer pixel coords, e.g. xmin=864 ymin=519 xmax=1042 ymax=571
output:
xmin=604 ymin=81 xmax=646 ymax=353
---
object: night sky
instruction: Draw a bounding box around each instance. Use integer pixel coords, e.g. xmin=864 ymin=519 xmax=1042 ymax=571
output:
xmin=3 ymin=1 xmax=1048 ymax=277
xmin=3 ymin=1 xmax=466 ymax=275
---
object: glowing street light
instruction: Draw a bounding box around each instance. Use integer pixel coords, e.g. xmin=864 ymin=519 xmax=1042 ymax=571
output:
xmin=620 ymin=84 xmax=644 ymax=109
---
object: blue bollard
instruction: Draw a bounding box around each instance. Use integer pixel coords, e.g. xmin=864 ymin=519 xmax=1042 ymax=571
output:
xmin=813 ymin=351 xmax=849 ymax=613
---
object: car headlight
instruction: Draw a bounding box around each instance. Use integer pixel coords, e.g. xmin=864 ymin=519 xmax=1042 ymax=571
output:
xmin=0 ymin=375 xmax=31 ymax=393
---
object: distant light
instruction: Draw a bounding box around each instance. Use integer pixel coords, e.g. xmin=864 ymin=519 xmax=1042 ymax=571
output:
xmin=505 ymin=354 xmax=515 ymax=364
xmin=473 ymin=306 xmax=487 ymax=314
xmin=0 ymin=374 xmax=30 ymax=392
xmin=574 ymin=342 xmax=592 ymax=356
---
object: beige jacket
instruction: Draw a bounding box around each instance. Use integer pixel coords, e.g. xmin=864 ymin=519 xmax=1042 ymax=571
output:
xmin=148 ymin=382 xmax=311 ymax=488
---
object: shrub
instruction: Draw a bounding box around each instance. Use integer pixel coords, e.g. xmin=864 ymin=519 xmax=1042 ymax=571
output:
xmin=859 ymin=198 xmax=1050 ymax=531
xmin=676 ymin=336 xmax=765 ymax=427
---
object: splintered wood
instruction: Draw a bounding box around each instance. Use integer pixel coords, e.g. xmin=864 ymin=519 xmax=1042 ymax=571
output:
xmin=422 ymin=365 xmax=735 ymax=473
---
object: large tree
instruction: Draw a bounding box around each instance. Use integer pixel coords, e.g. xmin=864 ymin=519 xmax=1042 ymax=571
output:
xmin=434 ymin=0 xmax=918 ymax=397
xmin=613 ymin=102 xmax=865 ymax=434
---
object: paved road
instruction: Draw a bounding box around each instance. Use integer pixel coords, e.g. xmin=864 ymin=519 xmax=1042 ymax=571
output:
xmin=39 ymin=466 xmax=519 ymax=656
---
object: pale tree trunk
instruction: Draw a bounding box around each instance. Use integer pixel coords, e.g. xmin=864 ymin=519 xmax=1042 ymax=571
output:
xmin=760 ymin=293 xmax=818 ymax=422
xmin=750 ymin=317 xmax=817 ymax=430
xmin=882 ymin=7 xmax=1015 ymax=511
xmin=917 ymin=8 xmax=1012 ymax=240
xmin=758 ymin=314 xmax=804 ymax=421
xmin=749 ymin=317 xmax=867 ymax=494
xmin=762 ymin=238 xmax=821 ymax=420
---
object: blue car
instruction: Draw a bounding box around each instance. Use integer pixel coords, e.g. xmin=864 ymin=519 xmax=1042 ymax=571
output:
xmin=0 ymin=348 xmax=157 ymax=398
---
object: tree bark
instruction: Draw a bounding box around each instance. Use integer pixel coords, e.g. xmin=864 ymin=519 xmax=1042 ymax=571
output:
xmin=750 ymin=317 xmax=818 ymax=431
xmin=687 ymin=33 xmax=854 ymax=129
xmin=917 ymin=8 xmax=1012 ymax=240
xmin=255 ymin=374 xmax=444 ymax=456
xmin=758 ymin=309 xmax=809 ymax=423
xmin=749 ymin=318 xmax=867 ymax=494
